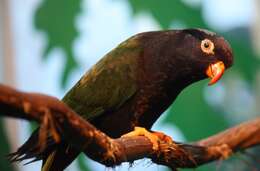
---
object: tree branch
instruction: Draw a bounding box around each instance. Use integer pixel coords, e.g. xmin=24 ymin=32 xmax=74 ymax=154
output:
xmin=0 ymin=84 xmax=259 ymax=170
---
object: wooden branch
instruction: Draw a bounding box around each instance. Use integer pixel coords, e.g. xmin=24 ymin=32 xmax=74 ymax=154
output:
xmin=0 ymin=84 xmax=259 ymax=170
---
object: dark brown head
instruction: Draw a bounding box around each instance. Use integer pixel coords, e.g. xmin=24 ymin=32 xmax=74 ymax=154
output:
xmin=178 ymin=28 xmax=233 ymax=85
xmin=135 ymin=28 xmax=233 ymax=87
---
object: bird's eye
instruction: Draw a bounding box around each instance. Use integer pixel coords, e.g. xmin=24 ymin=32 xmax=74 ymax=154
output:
xmin=201 ymin=39 xmax=214 ymax=55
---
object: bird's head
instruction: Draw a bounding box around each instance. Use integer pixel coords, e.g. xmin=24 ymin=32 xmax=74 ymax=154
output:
xmin=168 ymin=28 xmax=234 ymax=86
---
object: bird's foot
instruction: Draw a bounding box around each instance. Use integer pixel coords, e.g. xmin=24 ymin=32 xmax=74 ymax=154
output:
xmin=151 ymin=131 xmax=173 ymax=144
xmin=121 ymin=127 xmax=159 ymax=151
xmin=121 ymin=127 xmax=173 ymax=151
xmin=214 ymin=144 xmax=233 ymax=159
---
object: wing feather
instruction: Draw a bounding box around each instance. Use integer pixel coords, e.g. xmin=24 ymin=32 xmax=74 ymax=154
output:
xmin=62 ymin=40 xmax=140 ymax=120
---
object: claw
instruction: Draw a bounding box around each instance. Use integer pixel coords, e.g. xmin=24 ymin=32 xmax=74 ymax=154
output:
xmin=152 ymin=131 xmax=173 ymax=144
xmin=121 ymin=127 xmax=172 ymax=151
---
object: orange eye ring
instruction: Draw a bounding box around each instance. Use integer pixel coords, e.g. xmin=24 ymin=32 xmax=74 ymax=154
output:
xmin=201 ymin=39 xmax=214 ymax=55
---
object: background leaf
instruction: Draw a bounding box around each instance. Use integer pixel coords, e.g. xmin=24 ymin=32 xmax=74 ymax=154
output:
xmin=34 ymin=0 xmax=82 ymax=87
xmin=224 ymin=28 xmax=260 ymax=83
xmin=0 ymin=119 xmax=14 ymax=171
xmin=128 ymin=0 xmax=207 ymax=29
xmin=166 ymin=81 xmax=228 ymax=141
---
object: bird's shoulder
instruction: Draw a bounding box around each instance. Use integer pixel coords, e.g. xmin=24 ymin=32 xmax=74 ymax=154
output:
xmin=62 ymin=39 xmax=142 ymax=119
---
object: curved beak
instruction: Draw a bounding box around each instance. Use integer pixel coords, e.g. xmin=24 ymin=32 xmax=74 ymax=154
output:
xmin=206 ymin=61 xmax=225 ymax=86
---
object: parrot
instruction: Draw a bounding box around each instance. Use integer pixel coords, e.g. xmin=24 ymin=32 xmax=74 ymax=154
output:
xmin=9 ymin=29 xmax=233 ymax=171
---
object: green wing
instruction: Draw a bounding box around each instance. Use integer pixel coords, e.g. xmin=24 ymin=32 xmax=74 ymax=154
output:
xmin=62 ymin=38 xmax=140 ymax=120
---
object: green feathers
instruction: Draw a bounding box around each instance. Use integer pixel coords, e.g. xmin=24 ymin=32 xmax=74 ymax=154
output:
xmin=62 ymin=37 xmax=141 ymax=119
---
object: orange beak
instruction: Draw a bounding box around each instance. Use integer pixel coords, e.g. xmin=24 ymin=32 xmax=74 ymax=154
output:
xmin=206 ymin=61 xmax=225 ymax=85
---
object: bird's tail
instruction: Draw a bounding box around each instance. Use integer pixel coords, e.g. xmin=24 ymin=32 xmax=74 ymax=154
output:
xmin=8 ymin=128 xmax=79 ymax=171
xmin=41 ymin=151 xmax=57 ymax=171
xmin=41 ymin=143 xmax=79 ymax=171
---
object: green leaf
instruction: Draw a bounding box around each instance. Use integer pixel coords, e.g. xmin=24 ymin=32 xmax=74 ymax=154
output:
xmin=223 ymin=29 xmax=260 ymax=83
xmin=34 ymin=0 xmax=82 ymax=87
xmin=0 ymin=119 xmax=14 ymax=171
xmin=128 ymin=0 xmax=207 ymax=29
xmin=77 ymin=154 xmax=91 ymax=171
xmin=165 ymin=81 xmax=229 ymax=141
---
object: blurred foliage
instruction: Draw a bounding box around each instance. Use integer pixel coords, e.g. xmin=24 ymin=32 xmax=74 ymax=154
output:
xmin=34 ymin=0 xmax=81 ymax=87
xmin=30 ymin=0 xmax=260 ymax=171
xmin=223 ymin=29 xmax=260 ymax=83
xmin=0 ymin=119 xmax=13 ymax=171
xmin=168 ymin=80 xmax=228 ymax=141
xmin=77 ymin=154 xmax=91 ymax=171
xmin=128 ymin=0 xmax=207 ymax=29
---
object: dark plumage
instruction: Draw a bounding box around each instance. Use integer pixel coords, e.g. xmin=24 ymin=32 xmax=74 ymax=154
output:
xmin=10 ymin=29 xmax=233 ymax=171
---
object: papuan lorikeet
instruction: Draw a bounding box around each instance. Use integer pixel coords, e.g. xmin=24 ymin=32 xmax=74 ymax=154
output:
xmin=9 ymin=29 xmax=233 ymax=171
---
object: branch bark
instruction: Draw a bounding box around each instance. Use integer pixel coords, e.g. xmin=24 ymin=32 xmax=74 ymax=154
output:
xmin=0 ymin=84 xmax=259 ymax=170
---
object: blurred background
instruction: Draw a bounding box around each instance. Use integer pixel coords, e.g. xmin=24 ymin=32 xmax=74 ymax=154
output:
xmin=0 ymin=0 xmax=260 ymax=170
